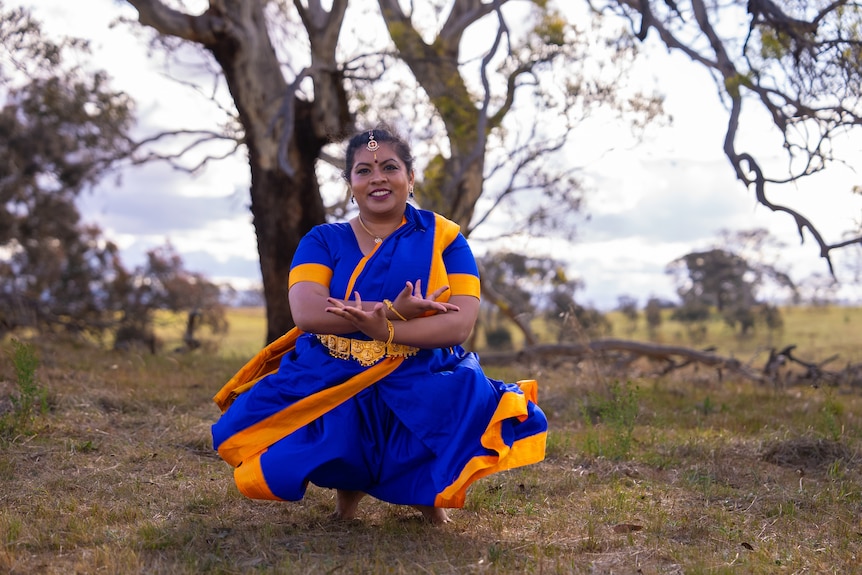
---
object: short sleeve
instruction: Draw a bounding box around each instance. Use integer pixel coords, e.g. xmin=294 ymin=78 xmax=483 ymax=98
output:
xmin=288 ymin=227 xmax=334 ymax=289
xmin=443 ymin=233 xmax=481 ymax=298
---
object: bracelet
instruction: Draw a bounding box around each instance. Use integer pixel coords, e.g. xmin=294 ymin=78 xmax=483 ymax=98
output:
xmin=383 ymin=299 xmax=408 ymax=321
xmin=385 ymin=319 xmax=395 ymax=348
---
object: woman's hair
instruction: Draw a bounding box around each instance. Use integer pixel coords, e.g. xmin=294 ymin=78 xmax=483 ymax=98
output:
xmin=342 ymin=126 xmax=414 ymax=181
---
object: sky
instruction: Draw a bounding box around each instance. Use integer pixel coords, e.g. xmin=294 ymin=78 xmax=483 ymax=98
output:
xmin=23 ymin=0 xmax=862 ymax=309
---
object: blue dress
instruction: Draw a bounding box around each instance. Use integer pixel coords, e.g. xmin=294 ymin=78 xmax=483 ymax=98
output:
xmin=212 ymin=205 xmax=547 ymax=508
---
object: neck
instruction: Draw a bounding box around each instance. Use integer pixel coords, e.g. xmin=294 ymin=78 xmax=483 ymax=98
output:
xmin=357 ymin=213 xmax=401 ymax=242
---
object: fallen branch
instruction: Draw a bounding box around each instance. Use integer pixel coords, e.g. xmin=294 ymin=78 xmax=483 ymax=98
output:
xmin=477 ymin=338 xmax=862 ymax=387
xmin=478 ymin=338 xmax=768 ymax=383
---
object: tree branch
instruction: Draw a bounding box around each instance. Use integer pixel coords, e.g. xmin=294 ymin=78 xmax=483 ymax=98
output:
xmin=124 ymin=0 xmax=223 ymax=45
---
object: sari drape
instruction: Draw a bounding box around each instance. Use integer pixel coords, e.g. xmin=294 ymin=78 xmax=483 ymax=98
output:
xmin=211 ymin=206 xmax=547 ymax=507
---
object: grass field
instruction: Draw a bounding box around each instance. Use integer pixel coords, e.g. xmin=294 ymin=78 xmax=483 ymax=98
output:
xmin=1 ymin=306 xmax=860 ymax=574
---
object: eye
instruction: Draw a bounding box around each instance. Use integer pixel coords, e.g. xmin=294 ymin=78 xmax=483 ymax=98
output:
xmin=384 ymin=164 xmax=399 ymax=171
xmin=355 ymin=167 xmax=370 ymax=175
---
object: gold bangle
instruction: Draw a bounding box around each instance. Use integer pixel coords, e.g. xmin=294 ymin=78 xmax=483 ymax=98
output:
xmin=385 ymin=319 xmax=395 ymax=348
xmin=383 ymin=299 xmax=408 ymax=321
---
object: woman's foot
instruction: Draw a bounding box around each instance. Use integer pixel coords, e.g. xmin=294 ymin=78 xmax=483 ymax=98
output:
xmin=412 ymin=505 xmax=451 ymax=524
xmin=333 ymin=490 xmax=365 ymax=520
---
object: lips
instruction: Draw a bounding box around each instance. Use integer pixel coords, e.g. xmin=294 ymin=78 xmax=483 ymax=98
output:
xmin=370 ymin=189 xmax=390 ymax=197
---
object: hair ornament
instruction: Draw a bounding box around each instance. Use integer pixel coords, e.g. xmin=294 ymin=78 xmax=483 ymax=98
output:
xmin=366 ymin=130 xmax=379 ymax=153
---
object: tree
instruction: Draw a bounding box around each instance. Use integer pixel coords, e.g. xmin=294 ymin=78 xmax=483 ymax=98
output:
xmin=119 ymin=0 xmax=660 ymax=343
xmin=113 ymin=244 xmax=228 ymax=352
xmin=644 ymin=296 xmax=663 ymax=339
xmin=0 ymin=2 xmax=133 ymax=337
xmin=122 ymin=0 xmax=351 ymax=344
xmin=617 ymin=295 xmax=639 ymax=335
xmin=476 ymin=251 xmax=608 ymax=344
xmin=595 ymin=0 xmax=862 ymax=273
xmin=376 ymin=1 xmax=659 ymax=235
xmin=0 ymin=3 xmax=226 ymax=348
xmin=666 ymin=240 xmax=793 ymax=336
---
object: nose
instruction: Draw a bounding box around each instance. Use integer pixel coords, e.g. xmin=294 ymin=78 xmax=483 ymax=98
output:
xmin=370 ymin=167 xmax=387 ymax=182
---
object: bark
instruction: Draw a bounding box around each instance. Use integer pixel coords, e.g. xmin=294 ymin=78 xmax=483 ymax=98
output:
xmin=124 ymin=0 xmax=350 ymax=343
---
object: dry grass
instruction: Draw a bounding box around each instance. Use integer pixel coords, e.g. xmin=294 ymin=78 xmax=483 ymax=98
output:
xmin=1 ymin=308 xmax=861 ymax=574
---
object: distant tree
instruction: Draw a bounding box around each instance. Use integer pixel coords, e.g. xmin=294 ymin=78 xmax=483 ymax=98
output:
xmin=0 ymin=4 xmax=225 ymax=349
xmin=796 ymin=273 xmax=841 ymax=306
xmin=644 ymin=296 xmax=663 ymax=339
xmin=114 ymin=244 xmax=228 ymax=352
xmin=477 ymin=252 xmax=543 ymax=345
xmin=666 ymin=240 xmax=795 ymax=336
xmin=0 ymin=3 xmax=132 ymax=339
xmin=477 ymin=251 xmax=604 ymax=344
xmin=617 ymin=295 xmax=639 ymax=335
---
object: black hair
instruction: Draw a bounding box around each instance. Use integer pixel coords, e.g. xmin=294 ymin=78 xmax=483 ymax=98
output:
xmin=342 ymin=126 xmax=414 ymax=181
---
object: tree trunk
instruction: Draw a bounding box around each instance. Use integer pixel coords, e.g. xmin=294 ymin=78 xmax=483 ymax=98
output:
xmin=243 ymin=101 xmax=327 ymax=343
xmin=125 ymin=0 xmax=350 ymax=344
xmin=203 ymin=13 xmax=329 ymax=343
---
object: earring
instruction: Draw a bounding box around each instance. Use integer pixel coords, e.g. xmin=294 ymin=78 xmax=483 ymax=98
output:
xmin=408 ymin=186 xmax=414 ymax=199
xmin=350 ymin=194 xmax=355 ymax=204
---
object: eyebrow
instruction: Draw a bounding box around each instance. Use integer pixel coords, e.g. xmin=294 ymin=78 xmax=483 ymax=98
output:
xmin=354 ymin=157 xmax=400 ymax=168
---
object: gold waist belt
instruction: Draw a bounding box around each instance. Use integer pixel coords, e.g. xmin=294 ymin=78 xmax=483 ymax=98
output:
xmin=316 ymin=334 xmax=419 ymax=367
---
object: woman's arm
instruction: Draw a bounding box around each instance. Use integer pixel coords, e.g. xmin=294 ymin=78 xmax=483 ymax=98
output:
xmin=289 ymin=281 xmax=462 ymax=335
xmin=326 ymin=294 xmax=479 ymax=349
xmin=289 ymin=281 xmax=371 ymax=335
xmin=390 ymin=295 xmax=479 ymax=348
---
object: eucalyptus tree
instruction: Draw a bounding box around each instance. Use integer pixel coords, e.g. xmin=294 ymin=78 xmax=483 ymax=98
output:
xmin=120 ymin=0 xmax=656 ymax=343
xmin=376 ymin=0 xmax=660 ymax=236
xmin=122 ymin=0 xmax=352 ymax=343
xmin=595 ymin=0 xmax=862 ymax=273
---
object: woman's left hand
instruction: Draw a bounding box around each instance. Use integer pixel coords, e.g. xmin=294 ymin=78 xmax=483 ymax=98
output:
xmin=391 ymin=280 xmax=460 ymax=320
xmin=325 ymin=292 xmax=389 ymax=341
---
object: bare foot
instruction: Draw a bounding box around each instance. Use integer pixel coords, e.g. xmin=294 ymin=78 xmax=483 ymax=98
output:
xmin=332 ymin=490 xmax=365 ymax=520
xmin=412 ymin=505 xmax=451 ymax=524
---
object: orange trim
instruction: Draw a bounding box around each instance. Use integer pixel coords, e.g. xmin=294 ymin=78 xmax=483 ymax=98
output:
xmin=344 ymin=247 xmax=376 ymax=299
xmin=344 ymin=216 xmax=405 ymax=298
xmin=433 ymin=380 xmax=546 ymax=508
xmin=288 ymin=263 xmax=333 ymax=289
xmin=427 ymin=214 xmax=461 ymax=297
xmin=448 ymin=273 xmax=481 ymax=299
xmin=213 ymin=328 xmax=303 ymax=412
xmin=518 ymin=379 xmax=538 ymax=404
xmin=234 ymin=450 xmax=280 ymax=500
xmin=217 ymin=356 xmax=404 ymax=467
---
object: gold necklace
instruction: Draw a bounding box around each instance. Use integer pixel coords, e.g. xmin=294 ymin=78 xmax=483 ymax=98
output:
xmin=357 ymin=215 xmax=393 ymax=244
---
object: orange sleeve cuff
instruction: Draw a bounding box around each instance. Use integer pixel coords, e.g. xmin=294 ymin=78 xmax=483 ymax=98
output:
xmin=288 ymin=263 xmax=333 ymax=289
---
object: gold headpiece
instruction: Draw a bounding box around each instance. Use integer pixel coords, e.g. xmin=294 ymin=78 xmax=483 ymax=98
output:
xmin=366 ymin=130 xmax=379 ymax=154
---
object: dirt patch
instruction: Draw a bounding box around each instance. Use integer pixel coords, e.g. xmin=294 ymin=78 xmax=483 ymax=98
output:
xmin=761 ymin=437 xmax=858 ymax=472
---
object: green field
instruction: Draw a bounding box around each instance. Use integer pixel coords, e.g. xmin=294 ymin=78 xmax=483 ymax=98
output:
xmin=1 ymin=306 xmax=860 ymax=574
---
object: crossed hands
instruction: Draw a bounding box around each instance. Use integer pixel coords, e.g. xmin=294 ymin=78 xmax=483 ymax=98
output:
xmin=325 ymin=280 xmax=460 ymax=341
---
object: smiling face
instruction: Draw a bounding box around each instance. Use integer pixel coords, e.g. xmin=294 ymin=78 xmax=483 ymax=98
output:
xmin=348 ymin=142 xmax=414 ymax=220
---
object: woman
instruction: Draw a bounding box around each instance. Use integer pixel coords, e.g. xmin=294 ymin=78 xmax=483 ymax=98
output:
xmin=212 ymin=128 xmax=547 ymax=524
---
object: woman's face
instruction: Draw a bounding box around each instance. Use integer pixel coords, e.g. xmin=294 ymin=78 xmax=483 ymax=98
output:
xmin=348 ymin=142 xmax=413 ymax=218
